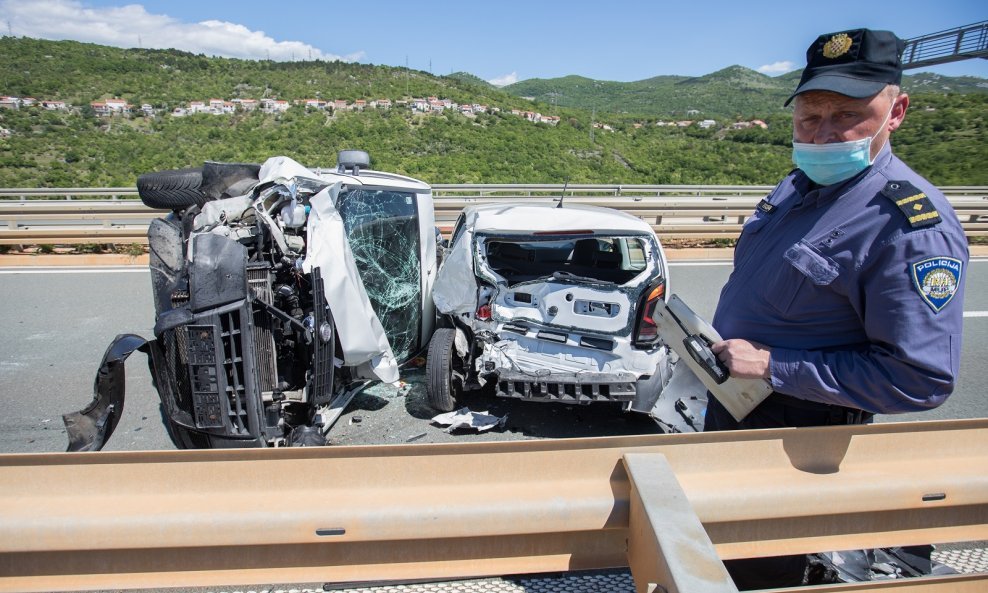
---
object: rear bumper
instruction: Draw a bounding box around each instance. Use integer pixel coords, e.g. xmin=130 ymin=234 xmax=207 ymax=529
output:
xmin=495 ymin=370 xmax=637 ymax=404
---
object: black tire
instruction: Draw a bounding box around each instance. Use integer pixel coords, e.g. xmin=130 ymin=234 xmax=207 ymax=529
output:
xmin=137 ymin=168 xmax=206 ymax=210
xmin=426 ymin=327 xmax=462 ymax=412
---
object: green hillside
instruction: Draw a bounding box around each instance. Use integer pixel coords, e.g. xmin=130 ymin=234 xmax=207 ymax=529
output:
xmin=0 ymin=37 xmax=985 ymax=188
xmin=0 ymin=37 xmax=524 ymax=110
xmin=503 ymin=66 xmax=988 ymax=118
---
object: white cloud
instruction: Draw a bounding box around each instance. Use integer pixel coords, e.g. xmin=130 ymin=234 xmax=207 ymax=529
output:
xmin=756 ymin=60 xmax=797 ymax=76
xmin=0 ymin=0 xmax=363 ymax=62
xmin=488 ymin=72 xmax=519 ymax=87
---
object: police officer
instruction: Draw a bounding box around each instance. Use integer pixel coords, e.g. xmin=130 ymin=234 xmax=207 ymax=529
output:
xmin=705 ymin=29 xmax=969 ymax=588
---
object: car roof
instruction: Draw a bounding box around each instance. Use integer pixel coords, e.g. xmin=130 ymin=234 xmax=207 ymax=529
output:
xmin=314 ymin=168 xmax=431 ymax=192
xmin=463 ymin=202 xmax=655 ymax=235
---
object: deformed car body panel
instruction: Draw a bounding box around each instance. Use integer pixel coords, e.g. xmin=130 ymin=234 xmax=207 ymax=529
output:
xmin=431 ymin=203 xmax=683 ymax=417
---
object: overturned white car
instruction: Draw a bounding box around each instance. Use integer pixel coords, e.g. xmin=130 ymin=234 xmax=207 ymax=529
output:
xmin=428 ymin=202 xmax=695 ymax=426
xmin=65 ymin=152 xmax=439 ymax=449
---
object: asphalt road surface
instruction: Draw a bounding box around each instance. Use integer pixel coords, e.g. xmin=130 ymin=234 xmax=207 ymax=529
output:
xmin=1 ymin=258 xmax=986 ymax=454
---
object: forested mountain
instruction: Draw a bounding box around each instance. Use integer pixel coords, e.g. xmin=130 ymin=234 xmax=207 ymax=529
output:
xmin=503 ymin=66 xmax=988 ymax=118
xmin=1 ymin=37 xmax=985 ymax=187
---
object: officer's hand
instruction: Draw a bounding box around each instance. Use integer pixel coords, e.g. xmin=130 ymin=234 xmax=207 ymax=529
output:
xmin=711 ymin=339 xmax=771 ymax=379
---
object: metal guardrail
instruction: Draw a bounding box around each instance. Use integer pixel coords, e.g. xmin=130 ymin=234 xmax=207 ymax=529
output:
xmin=1 ymin=185 xmax=986 ymax=244
xmin=0 ymin=419 xmax=985 ymax=592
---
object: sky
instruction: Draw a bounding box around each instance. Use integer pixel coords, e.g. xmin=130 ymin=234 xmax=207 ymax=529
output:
xmin=1 ymin=0 xmax=986 ymax=85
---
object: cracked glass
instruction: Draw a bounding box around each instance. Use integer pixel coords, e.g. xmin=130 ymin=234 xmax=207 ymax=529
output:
xmin=336 ymin=188 xmax=422 ymax=363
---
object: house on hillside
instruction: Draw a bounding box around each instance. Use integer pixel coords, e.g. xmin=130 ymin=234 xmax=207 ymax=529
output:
xmin=231 ymin=98 xmax=258 ymax=111
xmin=42 ymin=100 xmax=68 ymax=110
xmin=698 ymin=119 xmax=717 ymax=129
xmin=0 ymin=96 xmax=20 ymax=109
xmin=375 ymin=98 xmax=392 ymax=109
xmin=188 ymin=101 xmax=207 ymax=114
xmin=20 ymin=97 xmax=37 ymax=107
xmin=333 ymin=99 xmax=349 ymax=111
xmin=105 ymin=98 xmax=131 ymax=113
xmin=354 ymin=99 xmax=367 ymax=111
xmin=90 ymin=102 xmax=111 ymax=116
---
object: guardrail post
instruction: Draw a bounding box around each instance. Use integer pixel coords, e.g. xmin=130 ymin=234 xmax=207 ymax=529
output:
xmin=625 ymin=453 xmax=738 ymax=593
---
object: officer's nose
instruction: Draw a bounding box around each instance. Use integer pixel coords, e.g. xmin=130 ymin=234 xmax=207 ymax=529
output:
xmin=813 ymin=119 xmax=841 ymax=144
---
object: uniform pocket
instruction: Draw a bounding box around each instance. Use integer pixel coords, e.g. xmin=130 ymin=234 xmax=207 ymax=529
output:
xmin=784 ymin=240 xmax=839 ymax=285
xmin=764 ymin=241 xmax=840 ymax=314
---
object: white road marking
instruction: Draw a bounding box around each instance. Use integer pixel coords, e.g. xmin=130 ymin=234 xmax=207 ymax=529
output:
xmin=0 ymin=267 xmax=148 ymax=274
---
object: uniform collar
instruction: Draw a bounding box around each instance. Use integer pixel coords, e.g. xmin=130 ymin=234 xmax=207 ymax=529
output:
xmin=793 ymin=142 xmax=894 ymax=208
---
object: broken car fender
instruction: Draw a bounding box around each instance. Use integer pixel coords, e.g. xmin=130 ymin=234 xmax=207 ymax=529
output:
xmin=62 ymin=334 xmax=151 ymax=452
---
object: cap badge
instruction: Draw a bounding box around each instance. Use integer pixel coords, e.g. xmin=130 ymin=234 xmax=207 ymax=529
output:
xmin=822 ymin=33 xmax=853 ymax=59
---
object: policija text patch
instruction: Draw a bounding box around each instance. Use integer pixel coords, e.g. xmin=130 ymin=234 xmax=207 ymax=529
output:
xmin=912 ymin=257 xmax=962 ymax=313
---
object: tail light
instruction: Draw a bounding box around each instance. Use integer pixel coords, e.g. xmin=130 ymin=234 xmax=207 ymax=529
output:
xmin=634 ymin=280 xmax=665 ymax=347
xmin=476 ymin=304 xmax=492 ymax=321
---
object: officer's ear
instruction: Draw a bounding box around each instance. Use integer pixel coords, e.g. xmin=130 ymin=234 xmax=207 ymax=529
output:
xmin=889 ymin=92 xmax=909 ymax=132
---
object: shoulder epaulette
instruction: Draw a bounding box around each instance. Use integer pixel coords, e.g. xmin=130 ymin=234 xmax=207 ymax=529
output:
xmin=880 ymin=180 xmax=941 ymax=228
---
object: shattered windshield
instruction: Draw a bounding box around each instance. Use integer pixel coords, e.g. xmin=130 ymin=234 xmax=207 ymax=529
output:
xmin=482 ymin=236 xmax=650 ymax=287
xmin=336 ymin=188 xmax=422 ymax=362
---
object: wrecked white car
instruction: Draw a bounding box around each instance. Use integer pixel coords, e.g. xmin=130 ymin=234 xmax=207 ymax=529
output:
xmin=64 ymin=152 xmax=438 ymax=449
xmin=427 ymin=203 xmax=689 ymax=424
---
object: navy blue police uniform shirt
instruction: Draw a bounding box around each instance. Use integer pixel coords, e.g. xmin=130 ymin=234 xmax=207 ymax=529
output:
xmin=713 ymin=143 xmax=968 ymax=414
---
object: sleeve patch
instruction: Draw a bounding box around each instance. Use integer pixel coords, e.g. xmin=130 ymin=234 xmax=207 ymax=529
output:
xmin=881 ymin=180 xmax=941 ymax=228
xmin=912 ymin=257 xmax=962 ymax=313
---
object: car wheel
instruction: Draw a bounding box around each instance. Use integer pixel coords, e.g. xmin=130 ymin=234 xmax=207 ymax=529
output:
xmin=137 ymin=168 xmax=207 ymax=209
xmin=426 ymin=327 xmax=462 ymax=412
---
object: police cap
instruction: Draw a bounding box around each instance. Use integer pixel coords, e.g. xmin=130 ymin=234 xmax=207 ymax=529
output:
xmin=785 ymin=29 xmax=905 ymax=106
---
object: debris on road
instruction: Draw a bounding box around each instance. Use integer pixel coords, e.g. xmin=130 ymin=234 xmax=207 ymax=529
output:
xmin=431 ymin=408 xmax=507 ymax=433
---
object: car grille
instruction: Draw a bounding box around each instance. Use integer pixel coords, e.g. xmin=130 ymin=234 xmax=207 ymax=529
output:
xmin=247 ymin=265 xmax=277 ymax=393
xmin=310 ymin=267 xmax=335 ymax=406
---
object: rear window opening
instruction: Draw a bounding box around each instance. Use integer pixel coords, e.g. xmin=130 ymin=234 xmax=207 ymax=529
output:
xmin=483 ymin=236 xmax=649 ymax=286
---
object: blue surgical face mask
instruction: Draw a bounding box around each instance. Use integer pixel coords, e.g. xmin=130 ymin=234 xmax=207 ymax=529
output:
xmin=792 ymin=103 xmax=894 ymax=186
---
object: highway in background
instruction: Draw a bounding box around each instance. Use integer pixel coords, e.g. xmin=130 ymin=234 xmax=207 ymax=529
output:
xmin=0 ymin=258 xmax=985 ymax=454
